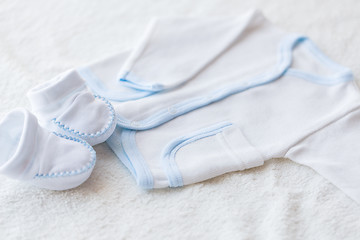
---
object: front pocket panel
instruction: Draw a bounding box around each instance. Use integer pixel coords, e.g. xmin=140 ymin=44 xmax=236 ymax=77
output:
xmin=161 ymin=122 xmax=264 ymax=187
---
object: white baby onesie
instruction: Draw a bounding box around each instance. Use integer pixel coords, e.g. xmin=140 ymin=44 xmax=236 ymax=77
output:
xmin=78 ymin=10 xmax=360 ymax=204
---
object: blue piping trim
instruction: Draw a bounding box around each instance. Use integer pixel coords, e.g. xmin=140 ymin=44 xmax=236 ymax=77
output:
xmin=51 ymin=95 xmax=116 ymax=139
xmin=34 ymin=133 xmax=96 ymax=179
xmin=77 ymin=67 xmax=155 ymax=102
xmin=114 ymin=36 xmax=353 ymax=131
xmin=120 ymin=71 xmax=164 ymax=92
xmin=284 ymin=39 xmax=353 ymax=84
xmin=303 ymin=39 xmax=351 ymax=72
xmin=106 ymin=127 xmax=136 ymax=176
xmin=161 ymin=121 xmax=233 ymax=187
xmin=285 ymin=68 xmax=353 ymax=85
xmin=106 ymin=126 xmax=154 ymax=189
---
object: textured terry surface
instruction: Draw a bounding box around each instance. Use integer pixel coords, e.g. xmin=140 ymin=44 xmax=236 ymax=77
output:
xmin=0 ymin=0 xmax=360 ymax=239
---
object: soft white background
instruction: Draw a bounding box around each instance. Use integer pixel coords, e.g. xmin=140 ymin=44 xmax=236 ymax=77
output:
xmin=0 ymin=0 xmax=359 ymax=239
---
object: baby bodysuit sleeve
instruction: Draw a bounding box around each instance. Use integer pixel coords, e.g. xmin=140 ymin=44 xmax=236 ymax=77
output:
xmin=284 ymin=108 xmax=360 ymax=204
xmin=116 ymin=10 xmax=267 ymax=92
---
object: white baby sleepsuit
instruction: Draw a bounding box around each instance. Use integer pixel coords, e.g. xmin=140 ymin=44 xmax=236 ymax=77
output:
xmin=77 ymin=10 xmax=360 ymax=204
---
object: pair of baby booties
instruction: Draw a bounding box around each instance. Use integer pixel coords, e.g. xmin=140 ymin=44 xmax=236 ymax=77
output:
xmin=0 ymin=70 xmax=116 ymax=190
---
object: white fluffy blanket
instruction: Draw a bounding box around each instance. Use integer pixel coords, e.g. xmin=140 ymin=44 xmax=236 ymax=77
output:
xmin=0 ymin=0 xmax=359 ymax=239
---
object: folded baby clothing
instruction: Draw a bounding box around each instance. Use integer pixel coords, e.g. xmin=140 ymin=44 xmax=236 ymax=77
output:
xmin=77 ymin=9 xmax=360 ymax=204
xmin=27 ymin=69 xmax=116 ymax=146
xmin=0 ymin=108 xmax=96 ymax=190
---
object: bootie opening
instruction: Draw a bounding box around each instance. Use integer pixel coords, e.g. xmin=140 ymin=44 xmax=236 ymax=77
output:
xmin=27 ymin=70 xmax=86 ymax=110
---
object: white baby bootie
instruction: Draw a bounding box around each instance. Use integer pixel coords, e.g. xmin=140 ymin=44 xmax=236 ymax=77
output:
xmin=0 ymin=108 xmax=96 ymax=190
xmin=27 ymin=69 xmax=116 ymax=146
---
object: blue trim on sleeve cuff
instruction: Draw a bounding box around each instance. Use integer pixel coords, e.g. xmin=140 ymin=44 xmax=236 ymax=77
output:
xmin=77 ymin=67 xmax=155 ymax=102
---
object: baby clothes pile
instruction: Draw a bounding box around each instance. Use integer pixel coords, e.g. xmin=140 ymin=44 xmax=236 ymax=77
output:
xmin=1 ymin=9 xmax=360 ymax=204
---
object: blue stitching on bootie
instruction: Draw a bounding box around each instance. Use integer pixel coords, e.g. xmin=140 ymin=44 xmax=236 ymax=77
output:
xmin=51 ymin=95 xmax=115 ymax=139
xmin=34 ymin=133 xmax=96 ymax=179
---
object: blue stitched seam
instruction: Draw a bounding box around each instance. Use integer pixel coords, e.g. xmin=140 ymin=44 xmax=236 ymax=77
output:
xmin=161 ymin=122 xmax=232 ymax=187
xmin=304 ymin=40 xmax=351 ymax=72
xmin=120 ymin=71 xmax=165 ymax=92
xmin=34 ymin=133 xmax=96 ymax=179
xmin=284 ymin=39 xmax=353 ymax=84
xmin=106 ymin=128 xmax=137 ymax=177
xmin=77 ymin=67 xmax=155 ymax=102
xmin=285 ymin=69 xmax=352 ymax=85
xmin=51 ymin=95 xmax=115 ymax=139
